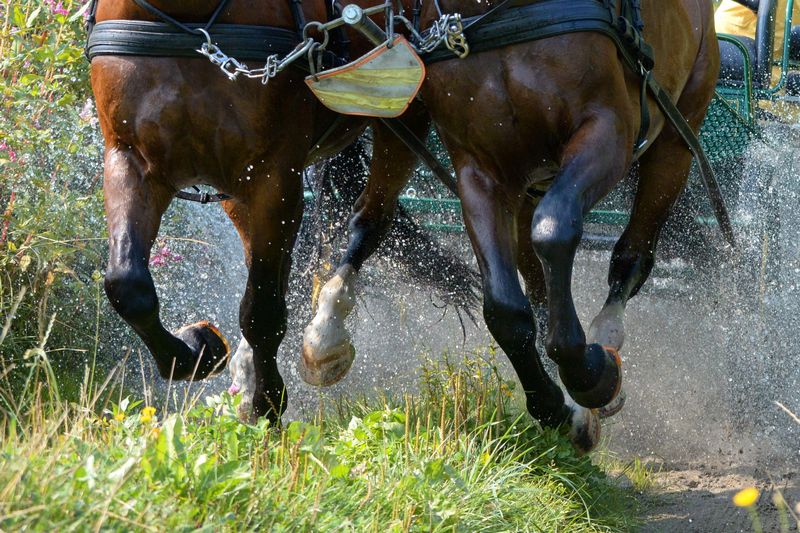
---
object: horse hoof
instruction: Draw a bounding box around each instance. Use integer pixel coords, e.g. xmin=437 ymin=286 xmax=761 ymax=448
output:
xmin=564 ymin=397 xmax=601 ymax=455
xmin=560 ymin=344 xmax=622 ymax=409
xmin=174 ymin=321 xmax=230 ymax=380
xmin=598 ymin=387 xmax=626 ymax=419
xmin=299 ymin=341 xmax=355 ymax=386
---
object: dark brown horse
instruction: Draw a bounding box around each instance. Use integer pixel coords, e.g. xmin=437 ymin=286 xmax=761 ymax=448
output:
xmin=92 ymin=0 xmax=718 ymax=453
xmin=417 ymin=0 xmax=719 ymax=436
xmin=301 ymin=0 xmax=720 ymax=451
xmin=91 ymin=0 xmax=433 ymax=422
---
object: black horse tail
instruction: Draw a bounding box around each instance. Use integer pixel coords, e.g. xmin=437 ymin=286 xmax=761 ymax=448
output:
xmin=299 ymin=134 xmax=481 ymax=321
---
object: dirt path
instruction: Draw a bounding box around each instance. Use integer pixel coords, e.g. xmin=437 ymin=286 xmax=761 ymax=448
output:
xmin=633 ymin=463 xmax=799 ymax=532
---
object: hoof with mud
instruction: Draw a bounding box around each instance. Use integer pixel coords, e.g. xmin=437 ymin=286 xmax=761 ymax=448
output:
xmin=559 ymin=344 xmax=622 ymax=409
xmin=299 ymin=340 xmax=355 ymax=386
xmin=564 ymin=395 xmax=601 ymax=455
xmin=174 ymin=321 xmax=230 ymax=380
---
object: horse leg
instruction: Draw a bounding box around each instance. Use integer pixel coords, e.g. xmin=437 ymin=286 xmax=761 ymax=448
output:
xmin=517 ymin=199 xmax=549 ymax=353
xmin=223 ymin=185 xmax=303 ymax=423
xmin=531 ymin=120 xmax=630 ymax=410
xmin=103 ymin=148 xmax=229 ymax=381
xmin=460 ymin=159 xmax=600 ymax=454
xmin=587 ymin=56 xmax=716 ymax=418
xmin=301 ymin=111 xmax=429 ymax=386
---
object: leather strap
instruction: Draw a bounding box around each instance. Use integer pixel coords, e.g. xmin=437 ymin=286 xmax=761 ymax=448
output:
xmin=176 ymin=188 xmax=230 ymax=203
xmin=86 ymin=20 xmax=300 ymax=60
xmin=378 ymin=118 xmax=458 ymax=196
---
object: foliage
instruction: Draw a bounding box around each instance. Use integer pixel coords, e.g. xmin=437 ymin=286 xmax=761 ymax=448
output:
xmin=0 ymin=353 xmax=640 ymax=531
xmin=0 ymin=0 xmax=115 ymax=396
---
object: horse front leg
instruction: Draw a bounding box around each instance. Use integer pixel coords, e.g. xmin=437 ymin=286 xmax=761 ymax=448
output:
xmin=103 ymin=147 xmax=230 ymax=381
xmin=300 ymin=110 xmax=429 ymax=386
xmin=531 ymin=117 xmax=630 ymax=410
xmin=458 ymin=159 xmax=599 ymax=454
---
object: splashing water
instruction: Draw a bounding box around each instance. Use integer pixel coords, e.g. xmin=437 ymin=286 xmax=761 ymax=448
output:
xmin=128 ymin=124 xmax=799 ymax=470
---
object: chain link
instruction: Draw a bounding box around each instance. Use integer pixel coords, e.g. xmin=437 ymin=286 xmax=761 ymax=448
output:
xmin=195 ymin=6 xmax=471 ymax=85
xmin=395 ymin=13 xmax=469 ymax=59
xmin=195 ymin=28 xmax=314 ymax=84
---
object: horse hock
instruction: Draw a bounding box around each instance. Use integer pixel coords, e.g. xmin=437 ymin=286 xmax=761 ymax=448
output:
xmin=300 ymin=264 xmax=358 ymax=386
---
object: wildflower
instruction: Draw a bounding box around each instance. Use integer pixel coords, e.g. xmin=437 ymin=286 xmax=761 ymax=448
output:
xmin=733 ymin=487 xmax=760 ymax=507
xmin=149 ymin=244 xmax=183 ymax=267
xmin=149 ymin=426 xmax=161 ymax=439
xmin=140 ymin=406 xmax=156 ymax=423
xmin=0 ymin=141 xmax=17 ymax=162
xmin=45 ymin=0 xmax=69 ymax=16
xmin=114 ymin=412 xmax=125 ymax=422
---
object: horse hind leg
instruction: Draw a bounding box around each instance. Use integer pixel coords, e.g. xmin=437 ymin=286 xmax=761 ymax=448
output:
xmin=588 ymin=49 xmax=717 ymax=418
xmin=223 ymin=180 xmax=303 ymax=423
xmin=103 ymin=148 xmax=230 ymax=381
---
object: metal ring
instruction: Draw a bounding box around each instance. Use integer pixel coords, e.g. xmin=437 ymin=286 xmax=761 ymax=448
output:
xmin=197 ymin=27 xmax=213 ymax=48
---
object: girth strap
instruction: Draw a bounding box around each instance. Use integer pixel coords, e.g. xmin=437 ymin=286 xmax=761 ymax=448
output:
xmin=86 ymin=20 xmax=300 ymax=61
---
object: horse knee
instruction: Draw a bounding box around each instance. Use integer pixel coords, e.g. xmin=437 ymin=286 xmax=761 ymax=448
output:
xmin=530 ymin=204 xmax=581 ymax=261
xmin=104 ymin=266 xmax=158 ymax=324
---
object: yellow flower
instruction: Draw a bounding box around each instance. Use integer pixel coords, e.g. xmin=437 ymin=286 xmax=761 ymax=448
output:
xmin=733 ymin=487 xmax=760 ymax=507
xmin=114 ymin=412 xmax=125 ymax=422
xmin=140 ymin=406 xmax=156 ymax=423
xmin=149 ymin=427 xmax=161 ymax=439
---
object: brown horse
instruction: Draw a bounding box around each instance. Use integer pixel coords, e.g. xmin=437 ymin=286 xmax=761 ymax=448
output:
xmin=300 ymin=0 xmax=720 ymax=450
xmin=417 ymin=0 xmax=720 ymax=433
xmin=91 ymin=0 xmax=433 ymax=423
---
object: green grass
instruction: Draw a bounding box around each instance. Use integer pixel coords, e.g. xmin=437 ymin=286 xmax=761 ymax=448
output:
xmin=0 ymin=353 xmax=640 ymax=532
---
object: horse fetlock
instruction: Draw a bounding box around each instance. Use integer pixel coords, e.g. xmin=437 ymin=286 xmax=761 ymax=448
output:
xmin=587 ymin=303 xmax=626 ymax=350
xmin=300 ymin=266 xmax=358 ymax=386
xmin=172 ymin=321 xmax=231 ymax=381
xmin=559 ymin=343 xmax=622 ymax=409
xmin=563 ymin=394 xmax=601 ymax=455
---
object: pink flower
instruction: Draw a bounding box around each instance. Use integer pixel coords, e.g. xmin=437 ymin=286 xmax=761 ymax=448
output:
xmin=228 ymin=384 xmax=241 ymax=395
xmin=149 ymin=245 xmax=183 ymax=267
xmin=0 ymin=141 xmax=17 ymax=162
xmin=45 ymin=0 xmax=69 ymax=16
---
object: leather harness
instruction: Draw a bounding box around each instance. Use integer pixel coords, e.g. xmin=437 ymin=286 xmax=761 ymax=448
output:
xmin=84 ymin=0 xmax=734 ymax=245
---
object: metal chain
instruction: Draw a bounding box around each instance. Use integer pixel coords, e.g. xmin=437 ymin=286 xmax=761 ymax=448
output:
xmin=395 ymin=13 xmax=469 ymax=58
xmin=195 ymin=3 xmax=471 ymax=84
xmin=195 ymin=28 xmax=316 ymax=84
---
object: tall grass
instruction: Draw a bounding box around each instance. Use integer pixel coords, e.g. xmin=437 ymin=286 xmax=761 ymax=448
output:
xmin=0 ymin=351 xmax=640 ymax=531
